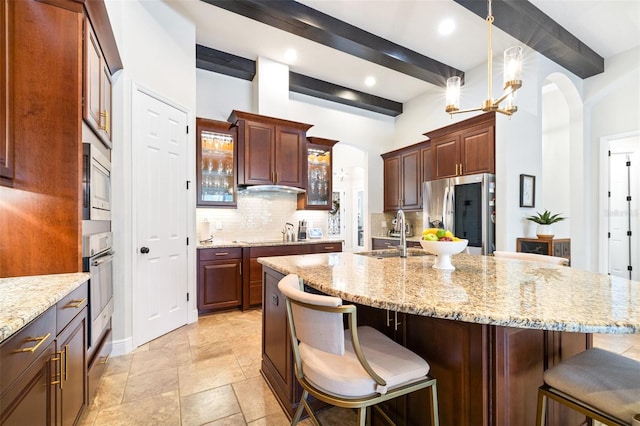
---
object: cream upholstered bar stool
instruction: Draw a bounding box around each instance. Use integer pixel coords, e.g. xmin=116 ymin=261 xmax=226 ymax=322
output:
xmin=536 ymin=348 xmax=640 ymax=425
xmin=278 ymin=274 xmax=439 ymax=426
xmin=493 ymin=250 xmax=569 ymax=266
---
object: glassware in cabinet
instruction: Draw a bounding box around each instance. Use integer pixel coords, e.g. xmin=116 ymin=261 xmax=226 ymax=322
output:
xmin=196 ymin=118 xmax=237 ymax=207
xmin=297 ymin=137 xmax=338 ymax=210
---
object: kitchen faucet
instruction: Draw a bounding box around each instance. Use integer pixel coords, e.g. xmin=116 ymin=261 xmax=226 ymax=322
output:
xmin=397 ymin=209 xmax=407 ymax=258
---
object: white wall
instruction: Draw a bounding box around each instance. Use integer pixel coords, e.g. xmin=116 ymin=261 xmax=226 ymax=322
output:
xmin=106 ymin=0 xmax=197 ymax=354
xmin=585 ymin=46 xmax=640 ymax=271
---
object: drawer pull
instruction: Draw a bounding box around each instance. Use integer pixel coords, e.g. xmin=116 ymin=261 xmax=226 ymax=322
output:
xmin=215 ymin=252 xmax=229 ymax=256
xmin=323 ymin=246 xmax=335 ymax=250
xmin=64 ymin=298 xmax=87 ymax=309
xmin=13 ymin=333 xmax=51 ymax=353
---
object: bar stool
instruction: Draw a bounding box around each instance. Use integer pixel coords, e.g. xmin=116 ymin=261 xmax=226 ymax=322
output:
xmin=278 ymin=274 xmax=439 ymax=426
xmin=536 ymin=347 xmax=640 ymax=425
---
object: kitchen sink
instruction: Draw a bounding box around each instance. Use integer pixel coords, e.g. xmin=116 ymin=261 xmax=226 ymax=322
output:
xmin=356 ymin=249 xmax=431 ymax=258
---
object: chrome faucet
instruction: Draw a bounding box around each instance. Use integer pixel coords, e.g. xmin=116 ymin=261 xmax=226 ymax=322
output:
xmin=396 ymin=209 xmax=407 ymax=258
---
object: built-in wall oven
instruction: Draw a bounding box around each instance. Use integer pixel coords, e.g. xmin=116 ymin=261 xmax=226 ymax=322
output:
xmin=83 ymin=231 xmax=114 ymax=349
xmin=83 ymin=143 xmax=111 ymax=221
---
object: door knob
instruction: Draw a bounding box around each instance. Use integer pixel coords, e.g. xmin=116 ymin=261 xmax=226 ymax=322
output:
xmin=140 ymin=247 xmax=150 ymax=254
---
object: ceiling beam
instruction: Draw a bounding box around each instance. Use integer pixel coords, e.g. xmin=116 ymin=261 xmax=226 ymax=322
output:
xmin=289 ymin=73 xmax=403 ymax=117
xmin=454 ymin=0 xmax=604 ymax=79
xmin=195 ymin=45 xmax=402 ymax=116
xmin=201 ymin=0 xmax=464 ymax=87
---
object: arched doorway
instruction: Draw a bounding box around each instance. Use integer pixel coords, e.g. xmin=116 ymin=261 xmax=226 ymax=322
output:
xmin=541 ymin=73 xmax=585 ymax=268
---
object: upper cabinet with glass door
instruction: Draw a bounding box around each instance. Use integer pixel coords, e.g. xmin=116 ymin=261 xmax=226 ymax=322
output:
xmin=298 ymin=137 xmax=338 ymax=210
xmin=196 ymin=118 xmax=237 ymax=208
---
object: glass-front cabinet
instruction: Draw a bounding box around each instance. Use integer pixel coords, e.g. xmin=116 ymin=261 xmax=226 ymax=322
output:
xmin=196 ymin=118 xmax=237 ymax=207
xmin=297 ymin=137 xmax=338 ymax=210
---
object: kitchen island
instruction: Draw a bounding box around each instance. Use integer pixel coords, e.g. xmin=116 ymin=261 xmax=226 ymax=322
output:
xmin=258 ymin=251 xmax=639 ymax=425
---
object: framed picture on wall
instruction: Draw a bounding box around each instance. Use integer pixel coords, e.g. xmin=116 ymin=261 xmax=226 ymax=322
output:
xmin=520 ymin=174 xmax=535 ymax=207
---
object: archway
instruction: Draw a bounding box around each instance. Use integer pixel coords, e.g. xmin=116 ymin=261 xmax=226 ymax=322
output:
xmin=541 ymin=73 xmax=585 ymax=268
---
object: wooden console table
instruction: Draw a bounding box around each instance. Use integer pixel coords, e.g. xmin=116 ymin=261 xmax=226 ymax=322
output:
xmin=516 ymin=237 xmax=571 ymax=264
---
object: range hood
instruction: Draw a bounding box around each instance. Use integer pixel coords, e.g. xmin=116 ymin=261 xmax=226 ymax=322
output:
xmin=240 ymin=184 xmax=305 ymax=194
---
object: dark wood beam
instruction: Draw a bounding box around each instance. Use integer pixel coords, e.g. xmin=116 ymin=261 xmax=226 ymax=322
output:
xmin=289 ymin=72 xmax=403 ymax=117
xmin=196 ymin=45 xmax=256 ymax=81
xmin=195 ymin=46 xmax=402 ymax=116
xmin=454 ymin=0 xmax=604 ymax=78
xmin=201 ymin=0 xmax=464 ymax=87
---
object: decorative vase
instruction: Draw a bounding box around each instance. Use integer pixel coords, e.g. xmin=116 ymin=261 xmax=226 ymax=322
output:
xmin=536 ymin=224 xmax=554 ymax=239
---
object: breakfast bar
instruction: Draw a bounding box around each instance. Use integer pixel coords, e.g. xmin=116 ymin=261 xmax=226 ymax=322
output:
xmin=258 ymin=251 xmax=640 ymax=425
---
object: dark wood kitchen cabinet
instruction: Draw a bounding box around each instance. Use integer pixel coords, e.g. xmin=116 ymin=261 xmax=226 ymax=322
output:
xmin=84 ymin=16 xmax=112 ymax=147
xmin=228 ymin=110 xmax=313 ymax=189
xmin=382 ymin=145 xmax=421 ymax=212
xmin=198 ymin=248 xmax=243 ymax=313
xmin=0 ymin=0 xmax=121 ymax=277
xmin=297 ymin=137 xmax=339 ymax=210
xmin=196 ymin=118 xmax=237 ymax=207
xmin=516 ymin=237 xmax=571 ymax=264
xmin=0 ymin=0 xmax=11 ymax=186
xmin=382 ymin=140 xmax=431 ymax=213
xmin=426 ymin=112 xmax=495 ymax=180
xmin=1 ymin=282 xmax=88 ymax=426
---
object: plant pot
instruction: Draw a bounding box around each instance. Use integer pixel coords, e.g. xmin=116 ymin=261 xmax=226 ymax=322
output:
xmin=536 ymin=224 xmax=554 ymax=239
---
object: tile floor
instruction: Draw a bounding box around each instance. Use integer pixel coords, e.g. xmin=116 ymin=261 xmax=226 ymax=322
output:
xmin=78 ymin=309 xmax=640 ymax=426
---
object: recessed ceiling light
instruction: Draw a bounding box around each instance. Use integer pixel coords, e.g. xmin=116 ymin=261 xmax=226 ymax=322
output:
xmin=284 ymin=48 xmax=297 ymax=63
xmin=364 ymin=76 xmax=376 ymax=87
xmin=438 ymin=18 xmax=455 ymax=36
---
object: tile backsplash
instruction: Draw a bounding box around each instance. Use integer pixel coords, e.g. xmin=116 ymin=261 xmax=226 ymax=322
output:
xmin=196 ymin=191 xmax=328 ymax=242
xmin=370 ymin=211 xmax=423 ymax=238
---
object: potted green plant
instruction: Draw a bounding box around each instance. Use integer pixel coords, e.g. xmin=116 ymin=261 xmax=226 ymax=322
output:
xmin=526 ymin=210 xmax=566 ymax=239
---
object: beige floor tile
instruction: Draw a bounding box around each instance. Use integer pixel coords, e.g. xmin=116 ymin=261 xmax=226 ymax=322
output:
xmin=122 ymin=367 xmax=179 ymax=403
xmin=129 ymin=345 xmax=192 ymax=377
xmin=204 ymin=413 xmax=247 ymax=426
xmin=247 ymin=411 xmax=290 ymax=426
xmin=103 ymin=353 xmax=133 ymax=377
xmin=148 ymin=326 xmax=190 ymax=350
xmin=190 ymin=340 xmax=235 ymax=364
xmin=180 ymin=385 xmax=241 ymax=426
xmin=179 ymin=354 xmax=246 ymax=396
xmin=92 ymin=372 xmax=128 ymax=410
xmin=232 ymin=376 xmax=283 ymax=423
xmin=93 ymin=390 xmax=181 ymax=426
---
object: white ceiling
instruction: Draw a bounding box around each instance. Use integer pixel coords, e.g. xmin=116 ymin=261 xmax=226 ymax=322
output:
xmin=172 ymin=0 xmax=640 ymax=104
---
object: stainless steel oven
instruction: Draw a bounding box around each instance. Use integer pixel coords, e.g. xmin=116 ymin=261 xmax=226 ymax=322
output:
xmin=83 ymin=231 xmax=114 ymax=349
xmin=83 ymin=143 xmax=111 ymax=221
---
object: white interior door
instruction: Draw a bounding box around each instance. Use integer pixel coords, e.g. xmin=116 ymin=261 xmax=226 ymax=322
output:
xmin=608 ymin=138 xmax=639 ymax=280
xmin=133 ymin=89 xmax=188 ymax=346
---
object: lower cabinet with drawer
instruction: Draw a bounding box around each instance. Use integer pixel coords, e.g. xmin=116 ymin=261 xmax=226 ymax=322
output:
xmin=516 ymin=238 xmax=571 ymax=264
xmin=0 ymin=281 xmax=88 ymax=426
xmin=197 ymin=247 xmax=243 ymax=314
xmin=372 ymin=237 xmax=422 ymax=250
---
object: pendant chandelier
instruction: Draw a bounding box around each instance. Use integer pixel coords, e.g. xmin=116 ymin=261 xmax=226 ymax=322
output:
xmin=445 ymin=0 xmax=523 ymax=117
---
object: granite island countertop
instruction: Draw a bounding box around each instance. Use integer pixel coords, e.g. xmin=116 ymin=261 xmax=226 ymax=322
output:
xmin=0 ymin=273 xmax=90 ymax=344
xmin=258 ymin=251 xmax=640 ymax=334
xmin=197 ymin=238 xmax=343 ymax=249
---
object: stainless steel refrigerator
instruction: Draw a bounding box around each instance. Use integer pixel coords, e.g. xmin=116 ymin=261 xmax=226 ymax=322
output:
xmin=422 ymin=173 xmax=496 ymax=255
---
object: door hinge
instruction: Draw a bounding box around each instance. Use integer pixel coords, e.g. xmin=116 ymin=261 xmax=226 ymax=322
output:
xmin=186 ymin=293 xmax=190 ymax=302
xmin=186 ymin=180 xmax=191 ymax=189
xmin=186 ymin=237 xmax=189 ymax=245
xmin=186 ymin=125 xmax=189 ymax=134
xmin=608 ymin=191 xmax=611 ymax=198
xmin=608 ymin=232 xmax=611 ymax=238
xmin=608 ymin=150 xmax=611 ymax=156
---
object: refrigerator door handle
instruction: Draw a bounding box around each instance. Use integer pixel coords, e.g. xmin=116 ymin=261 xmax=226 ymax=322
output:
xmin=442 ymin=186 xmax=449 ymax=230
xmin=448 ymin=185 xmax=455 ymax=233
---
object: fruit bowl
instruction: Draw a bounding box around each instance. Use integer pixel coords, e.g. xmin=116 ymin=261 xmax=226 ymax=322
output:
xmin=420 ymin=239 xmax=468 ymax=270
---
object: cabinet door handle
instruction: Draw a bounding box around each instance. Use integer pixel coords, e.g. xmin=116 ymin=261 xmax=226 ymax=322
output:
xmin=50 ymin=347 xmax=66 ymax=388
xmin=13 ymin=333 xmax=51 ymax=353
xmin=64 ymin=298 xmax=87 ymax=309
xmin=272 ymin=293 xmax=279 ymax=306
xmin=99 ymin=110 xmax=110 ymax=133
xmin=455 ymin=164 xmax=459 ymax=176
xmin=214 ymin=252 xmax=229 ymax=256
xmin=460 ymin=163 xmax=463 ymax=175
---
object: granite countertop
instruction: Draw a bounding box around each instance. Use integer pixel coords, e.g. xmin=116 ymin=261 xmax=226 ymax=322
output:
xmin=0 ymin=273 xmax=90 ymax=344
xmin=198 ymin=238 xmax=343 ymax=249
xmin=258 ymin=252 xmax=640 ymax=334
